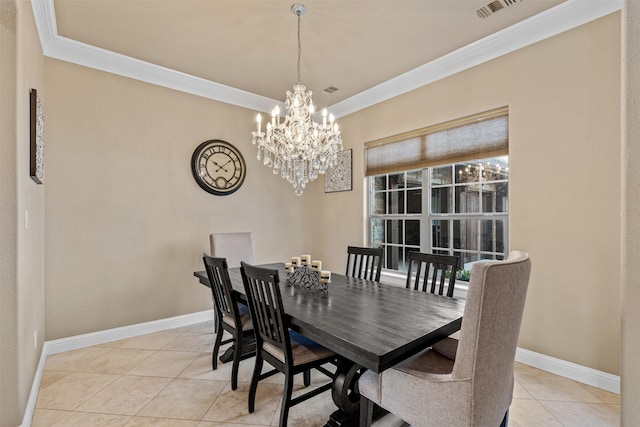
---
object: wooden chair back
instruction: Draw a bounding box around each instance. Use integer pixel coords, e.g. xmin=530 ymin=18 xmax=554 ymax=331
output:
xmin=240 ymin=262 xmax=292 ymax=362
xmin=405 ymin=252 xmax=459 ymax=297
xmin=203 ymin=255 xmax=243 ymax=324
xmin=346 ymin=246 xmax=383 ymax=282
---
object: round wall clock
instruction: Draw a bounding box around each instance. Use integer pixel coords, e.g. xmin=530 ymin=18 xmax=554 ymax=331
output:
xmin=191 ymin=139 xmax=246 ymax=196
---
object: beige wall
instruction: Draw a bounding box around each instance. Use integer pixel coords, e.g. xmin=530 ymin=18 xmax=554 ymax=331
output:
xmin=44 ymin=59 xmax=322 ymax=340
xmin=317 ymin=14 xmax=622 ymax=375
xmin=0 ymin=1 xmax=19 ymax=424
xmin=0 ymin=0 xmax=46 ymax=424
xmin=16 ymin=0 xmax=46 ymax=414
xmin=621 ymin=1 xmax=640 ymax=423
xmin=42 ymin=0 xmax=621 ymax=381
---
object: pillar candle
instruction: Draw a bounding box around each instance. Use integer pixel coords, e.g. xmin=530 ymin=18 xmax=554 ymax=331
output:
xmin=320 ymin=270 xmax=331 ymax=283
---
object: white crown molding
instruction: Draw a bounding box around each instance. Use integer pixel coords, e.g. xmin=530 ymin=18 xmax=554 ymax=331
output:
xmin=330 ymin=0 xmax=623 ymax=118
xmin=30 ymin=0 xmax=622 ymax=115
xmin=30 ymin=0 xmax=282 ymax=114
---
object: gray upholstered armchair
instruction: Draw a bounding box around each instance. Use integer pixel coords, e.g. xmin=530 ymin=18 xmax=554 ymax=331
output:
xmin=210 ymin=232 xmax=256 ymax=268
xmin=358 ymin=251 xmax=532 ymax=427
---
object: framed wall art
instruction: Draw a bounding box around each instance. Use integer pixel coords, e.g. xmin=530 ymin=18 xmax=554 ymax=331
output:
xmin=30 ymin=88 xmax=44 ymax=184
xmin=324 ymin=149 xmax=352 ymax=193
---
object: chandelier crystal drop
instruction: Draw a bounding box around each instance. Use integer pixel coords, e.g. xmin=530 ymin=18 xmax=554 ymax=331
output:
xmin=251 ymin=3 xmax=343 ymax=196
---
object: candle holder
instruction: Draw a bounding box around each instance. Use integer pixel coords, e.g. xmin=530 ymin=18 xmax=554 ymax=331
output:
xmin=286 ymin=265 xmax=328 ymax=291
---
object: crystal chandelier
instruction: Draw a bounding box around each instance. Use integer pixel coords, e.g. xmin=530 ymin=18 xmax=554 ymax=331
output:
xmin=251 ymin=3 xmax=343 ymax=196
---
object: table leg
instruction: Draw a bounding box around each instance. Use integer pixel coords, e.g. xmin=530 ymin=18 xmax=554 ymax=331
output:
xmin=218 ymin=335 xmax=256 ymax=364
xmin=324 ymin=359 xmax=364 ymax=427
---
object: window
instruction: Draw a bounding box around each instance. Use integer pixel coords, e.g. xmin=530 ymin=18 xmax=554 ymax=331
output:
xmin=369 ymin=157 xmax=508 ymax=273
xmin=365 ymin=107 xmax=509 ymax=275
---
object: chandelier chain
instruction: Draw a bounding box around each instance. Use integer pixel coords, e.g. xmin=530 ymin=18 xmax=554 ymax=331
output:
xmin=297 ymin=12 xmax=302 ymax=83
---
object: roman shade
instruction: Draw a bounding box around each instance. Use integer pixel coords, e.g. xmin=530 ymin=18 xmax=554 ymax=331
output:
xmin=365 ymin=107 xmax=508 ymax=176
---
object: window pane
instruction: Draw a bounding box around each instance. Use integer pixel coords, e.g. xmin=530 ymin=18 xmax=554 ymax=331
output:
xmin=388 ymin=173 xmax=405 ymax=189
xmin=482 ymin=183 xmax=508 ymax=213
xmin=431 ymin=187 xmax=450 ymax=213
xmin=372 ymin=192 xmax=386 ymax=214
xmin=402 ymin=247 xmax=420 ymax=273
xmin=483 ymin=158 xmax=509 ymax=181
xmin=407 ymin=189 xmax=422 ymax=213
xmin=455 ymin=162 xmax=481 ymax=184
xmin=454 ymin=251 xmax=479 ymax=270
xmin=453 ymin=220 xmax=478 ymax=251
xmin=388 ymin=190 xmax=405 ymax=214
xmin=432 ymin=166 xmax=452 ymax=185
xmin=432 ymin=220 xmax=450 ymax=249
xmin=373 ymin=175 xmax=387 ymax=191
xmin=402 ymin=249 xmax=411 ymax=273
xmin=481 ymin=220 xmax=505 ymax=253
xmin=385 ymin=245 xmax=402 ymax=270
xmin=405 ymin=220 xmax=420 ymax=246
xmin=455 ymin=186 xmax=480 ymax=213
xmin=386 ymin=220 xmax=403 ymax=245
xmin=406 ymin=170 xmax=422 ymax=187
xmin=371 ymin=219 xmax=384 ymax=246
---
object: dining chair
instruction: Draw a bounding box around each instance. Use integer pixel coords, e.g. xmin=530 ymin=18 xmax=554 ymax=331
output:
xmin=405 ymin=251 xmax=459 ymax=297
xmin=345 ymin=246 xmax=383 ymax=282
xmin=202 ymin=254 xmax=254 ymax=390
xmin=210 ymin=232 xmax=256 ymax=268
xmin=358 ymin=251 xmax=532 ymax=427
xmin=240 ymin=262 xmax=336 ymax=427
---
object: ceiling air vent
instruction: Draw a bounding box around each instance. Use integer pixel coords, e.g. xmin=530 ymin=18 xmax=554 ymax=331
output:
xmin=323 ymin=86 xmax=339 ymax=94
xmin=487 ymin=1 xmax=504 ymax=12
xmin=475 ymin=0 xmax=523 ymax=18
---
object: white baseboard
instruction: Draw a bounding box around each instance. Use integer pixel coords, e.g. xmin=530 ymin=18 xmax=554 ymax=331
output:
xmin=45 ymin=310 xmax=214 ymax=355
xmin=515 ymin=347 xmax=620 ymax=394
xmin=19 ymin=341 xmax=49 ymax=427
xmin=20 ymin=310 xmax=214 ymax=427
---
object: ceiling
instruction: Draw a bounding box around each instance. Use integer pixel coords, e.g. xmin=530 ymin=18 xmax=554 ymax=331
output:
xmin=34 ymin=0 xmax=621 ymax=117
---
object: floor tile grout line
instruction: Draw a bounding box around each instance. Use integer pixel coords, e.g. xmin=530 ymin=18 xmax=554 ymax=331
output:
xmin=35 ymin=322 xmax=619 ymax=427
xmin=130 ymin=374 xmax=177 ymax=419
xmin=56 ymin=372 xmax=123 ymax=413
xmin=200 ymin=378 xmax=231 ymax=422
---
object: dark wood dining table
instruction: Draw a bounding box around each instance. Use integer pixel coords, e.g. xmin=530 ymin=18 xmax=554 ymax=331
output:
xmin=194 ymin=263 xmax=464 ymax=426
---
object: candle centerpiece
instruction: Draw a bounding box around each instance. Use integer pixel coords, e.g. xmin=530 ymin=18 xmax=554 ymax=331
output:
xmin=286 ymin=255 xmax=330 ymax=291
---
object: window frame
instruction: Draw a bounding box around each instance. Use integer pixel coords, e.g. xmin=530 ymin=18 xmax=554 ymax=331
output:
xmin=368 ymin=156 xmax=509 ymax=276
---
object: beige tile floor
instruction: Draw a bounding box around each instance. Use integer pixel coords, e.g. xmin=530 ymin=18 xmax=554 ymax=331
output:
xmin=32 ymin=321 xmax=620 ymax=427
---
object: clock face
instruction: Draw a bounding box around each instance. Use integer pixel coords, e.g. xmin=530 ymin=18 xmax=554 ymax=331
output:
xmin=191 ymin=140 xmax=246 ymax=196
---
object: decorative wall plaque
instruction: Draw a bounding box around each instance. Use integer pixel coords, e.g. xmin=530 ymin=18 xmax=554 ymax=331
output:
xmin=324 ymin=149 xmax=352 ymax=193
xmin=30 ymin=88 xmax=44 ymax=184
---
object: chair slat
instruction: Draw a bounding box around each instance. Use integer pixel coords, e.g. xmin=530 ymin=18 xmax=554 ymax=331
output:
xmin=346 ymin=246 xmax=383 ymax=282
xmin=405 ymin=252 xmax=459 ymax=298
